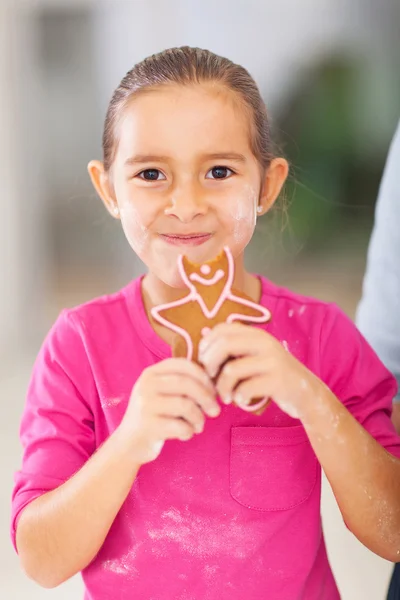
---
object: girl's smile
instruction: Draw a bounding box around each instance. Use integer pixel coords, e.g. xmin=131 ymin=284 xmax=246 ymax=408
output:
xmin=158 ymin=232 xmax=214 ymax=247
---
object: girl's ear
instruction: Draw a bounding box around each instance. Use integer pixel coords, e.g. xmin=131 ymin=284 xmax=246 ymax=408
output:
xmin=87 ymin=160 xmax=120 ymax=219
xmin=257 ymin=158 xmax=289 ymax=216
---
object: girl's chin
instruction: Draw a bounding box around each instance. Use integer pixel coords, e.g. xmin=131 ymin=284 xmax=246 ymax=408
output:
xmin=165 ymin=272 xmax=188 ymax=291
xmin=146 ymin=267 xmax=188 ymax=292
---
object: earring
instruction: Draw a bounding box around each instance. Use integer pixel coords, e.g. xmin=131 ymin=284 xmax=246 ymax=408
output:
xmin=113 ymin=206 xmax=120 ymax=216
xmin=256 ymin=206 xmax=263 ymax=214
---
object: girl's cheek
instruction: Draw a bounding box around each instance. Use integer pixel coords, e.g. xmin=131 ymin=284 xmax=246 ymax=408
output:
xmin=119 ymin=203 xmax=151 ymax=255
xmin=222 ymin=186 xmax=258 ymax=245
xmin=232 ymin=199 xmax=257 ymax=244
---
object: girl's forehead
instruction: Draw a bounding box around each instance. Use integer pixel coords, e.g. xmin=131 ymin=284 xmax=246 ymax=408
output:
xmin=115 ymin=84 xmax=253 ymax=162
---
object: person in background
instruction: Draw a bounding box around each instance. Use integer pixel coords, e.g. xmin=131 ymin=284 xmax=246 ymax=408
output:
xmin=356 ymin=121 xmax=400 ymax=600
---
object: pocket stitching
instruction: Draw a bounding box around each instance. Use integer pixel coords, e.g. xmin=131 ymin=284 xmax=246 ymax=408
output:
xmin=229 ymin=434 xmax=318 ymax=512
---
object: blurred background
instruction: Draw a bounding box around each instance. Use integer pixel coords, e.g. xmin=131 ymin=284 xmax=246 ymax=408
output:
xmin=1 ymin=0 xmax=399 ymax=598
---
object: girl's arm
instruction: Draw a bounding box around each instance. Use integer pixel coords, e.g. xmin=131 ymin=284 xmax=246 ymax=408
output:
xmin=16 ymin=424 xmax=141 ymax=588
xmin=199 ymin=318 xmax=400 ymax=561
xmin=300 ymin=382 xmax=400 ymax=561
xmin=16 ymin=357 xmax=217 ymax=588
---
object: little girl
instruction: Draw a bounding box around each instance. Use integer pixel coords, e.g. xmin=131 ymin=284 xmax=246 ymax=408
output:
xmin=11 ymin=47 xmax=400 ymax=600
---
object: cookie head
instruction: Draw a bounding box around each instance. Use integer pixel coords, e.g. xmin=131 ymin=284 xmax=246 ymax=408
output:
xmin=179 ymin=248 xmax=232 ymax=312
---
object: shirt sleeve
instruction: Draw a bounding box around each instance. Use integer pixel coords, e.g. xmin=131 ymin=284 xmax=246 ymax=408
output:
xmin=319 ymin=303 xmax=400 ymax=459
xmin=10 ymin=310 xmax=96 ymax=553
xmin=356 ymin=122 xmax=400 ymax=402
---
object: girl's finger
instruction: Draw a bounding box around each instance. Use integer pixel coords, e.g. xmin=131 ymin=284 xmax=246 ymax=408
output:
xmin=154 ymin=395 xmax=206 ymax=433
xmin=232 ymin=375 xmax=270 ymax=408
xmin=155 ymin=374 xmax=218 ymax=419
xmin=216 ymin=356 xmax=269 ymax=404
xmin=198 ymin=322 xmax=247 ymax=354
xmin=199 ymin=333 xmax=263 ymax=379
xmin=154 ymin=415 xmax=196 ymax=442
xmin=156 ymin=372 xmax=213 ymax=401
xmin=153 ymin=358 xmax=215 ymax=395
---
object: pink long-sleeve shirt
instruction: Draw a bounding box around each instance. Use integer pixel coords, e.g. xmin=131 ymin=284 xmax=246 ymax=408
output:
xmin=11 ymin=275 xmax=400 ymax=599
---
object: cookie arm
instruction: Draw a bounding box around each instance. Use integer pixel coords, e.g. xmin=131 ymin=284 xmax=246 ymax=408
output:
xmin=226 ymin=294 xmax=271 ymax=325
xmin=151 ymin=305 xmax=194 ymax=361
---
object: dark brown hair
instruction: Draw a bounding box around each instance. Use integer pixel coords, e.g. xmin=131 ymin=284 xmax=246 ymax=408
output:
xmin=102 ymin=46 xmax=275 ymax=172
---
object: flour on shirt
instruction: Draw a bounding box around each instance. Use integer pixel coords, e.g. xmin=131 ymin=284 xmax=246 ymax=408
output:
xmin=102 ymin=543 xmax=142 ymax=576
xmin=148 ymin=507 xmax=257 ymax=559
xmin=101 ymin=397 xmax=123 ymax=409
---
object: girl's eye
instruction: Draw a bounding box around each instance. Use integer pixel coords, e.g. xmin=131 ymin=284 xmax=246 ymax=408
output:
xmin=206 ymin=166 xmax=234 ymax=180
xmin=137 ymin=169 xmax=166 ymax=181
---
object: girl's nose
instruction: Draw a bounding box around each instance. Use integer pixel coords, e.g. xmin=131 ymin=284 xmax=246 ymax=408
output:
xmin=164 ymin=188 xmax=208 ymax=223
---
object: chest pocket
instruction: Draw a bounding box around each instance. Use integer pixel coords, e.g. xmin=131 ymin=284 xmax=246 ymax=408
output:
xmin=230 ymin=425 xmax=318 ymax=511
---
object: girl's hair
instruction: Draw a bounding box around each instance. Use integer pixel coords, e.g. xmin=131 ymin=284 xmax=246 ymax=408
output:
xmin=102 ymin=46 xmax=275 ymax=172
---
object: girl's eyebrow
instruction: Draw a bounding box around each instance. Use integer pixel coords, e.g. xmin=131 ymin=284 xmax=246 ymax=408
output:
xmin=124 ymin=155 xmax=170 ymax=166
xmin=200 ymin=152 xmax=247 ymax=163
xmin=124 ymin=152 xmax=247 ymax=167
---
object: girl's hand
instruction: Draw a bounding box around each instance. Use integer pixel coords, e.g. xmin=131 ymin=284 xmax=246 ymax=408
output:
xmin=198 ymin=322 xmax=322 ymax=419
xmin=118 ymin=358 xmax=220 ymax=464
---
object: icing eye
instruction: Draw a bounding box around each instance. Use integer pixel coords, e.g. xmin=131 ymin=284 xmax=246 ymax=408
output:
xmin=200 ymin=265 xmax=211 ymax=275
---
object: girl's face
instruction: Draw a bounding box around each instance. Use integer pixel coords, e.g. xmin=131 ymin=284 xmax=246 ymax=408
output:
xmin=90 ymin=84 xmax=287 ymax=288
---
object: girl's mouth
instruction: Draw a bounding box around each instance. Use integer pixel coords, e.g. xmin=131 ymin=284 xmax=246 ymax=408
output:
xmin=159 ymin=233 xmax=212 ymax=246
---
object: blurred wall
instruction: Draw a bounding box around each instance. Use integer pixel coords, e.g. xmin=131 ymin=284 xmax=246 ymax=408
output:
xmin=95 ymin=0 xmax=399 ymax=120
xmin=1 ymin=0 xmax=399 ymax=361
xmin=0 ymin=3 xmax=23 ymax=364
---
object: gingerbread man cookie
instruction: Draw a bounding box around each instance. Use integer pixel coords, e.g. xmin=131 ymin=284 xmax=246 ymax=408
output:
xmin=151 ymin=246 xmax=271 ymax=414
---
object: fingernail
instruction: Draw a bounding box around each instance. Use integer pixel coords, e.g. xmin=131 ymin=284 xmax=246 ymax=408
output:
xmin=198 ymin=339 xmax=208 ymax=355
xmin=208 ymin=405 xmax=220 ymax=417
xmin=209 ymin=367 xmax=218 ymax=379
xmin=222 ymin=394 xmax=232 ymax=405
xmin=235 ymin=394 xmax=249 ymax=406
xmin=195 ymin=423 xmax=204 ymax=434
xmin=204 ymin=363 xmax=217 ymax=379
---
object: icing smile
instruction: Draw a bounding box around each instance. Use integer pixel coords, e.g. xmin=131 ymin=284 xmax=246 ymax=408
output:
xmin=189 ymin=269 xmax=224 ymax=286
